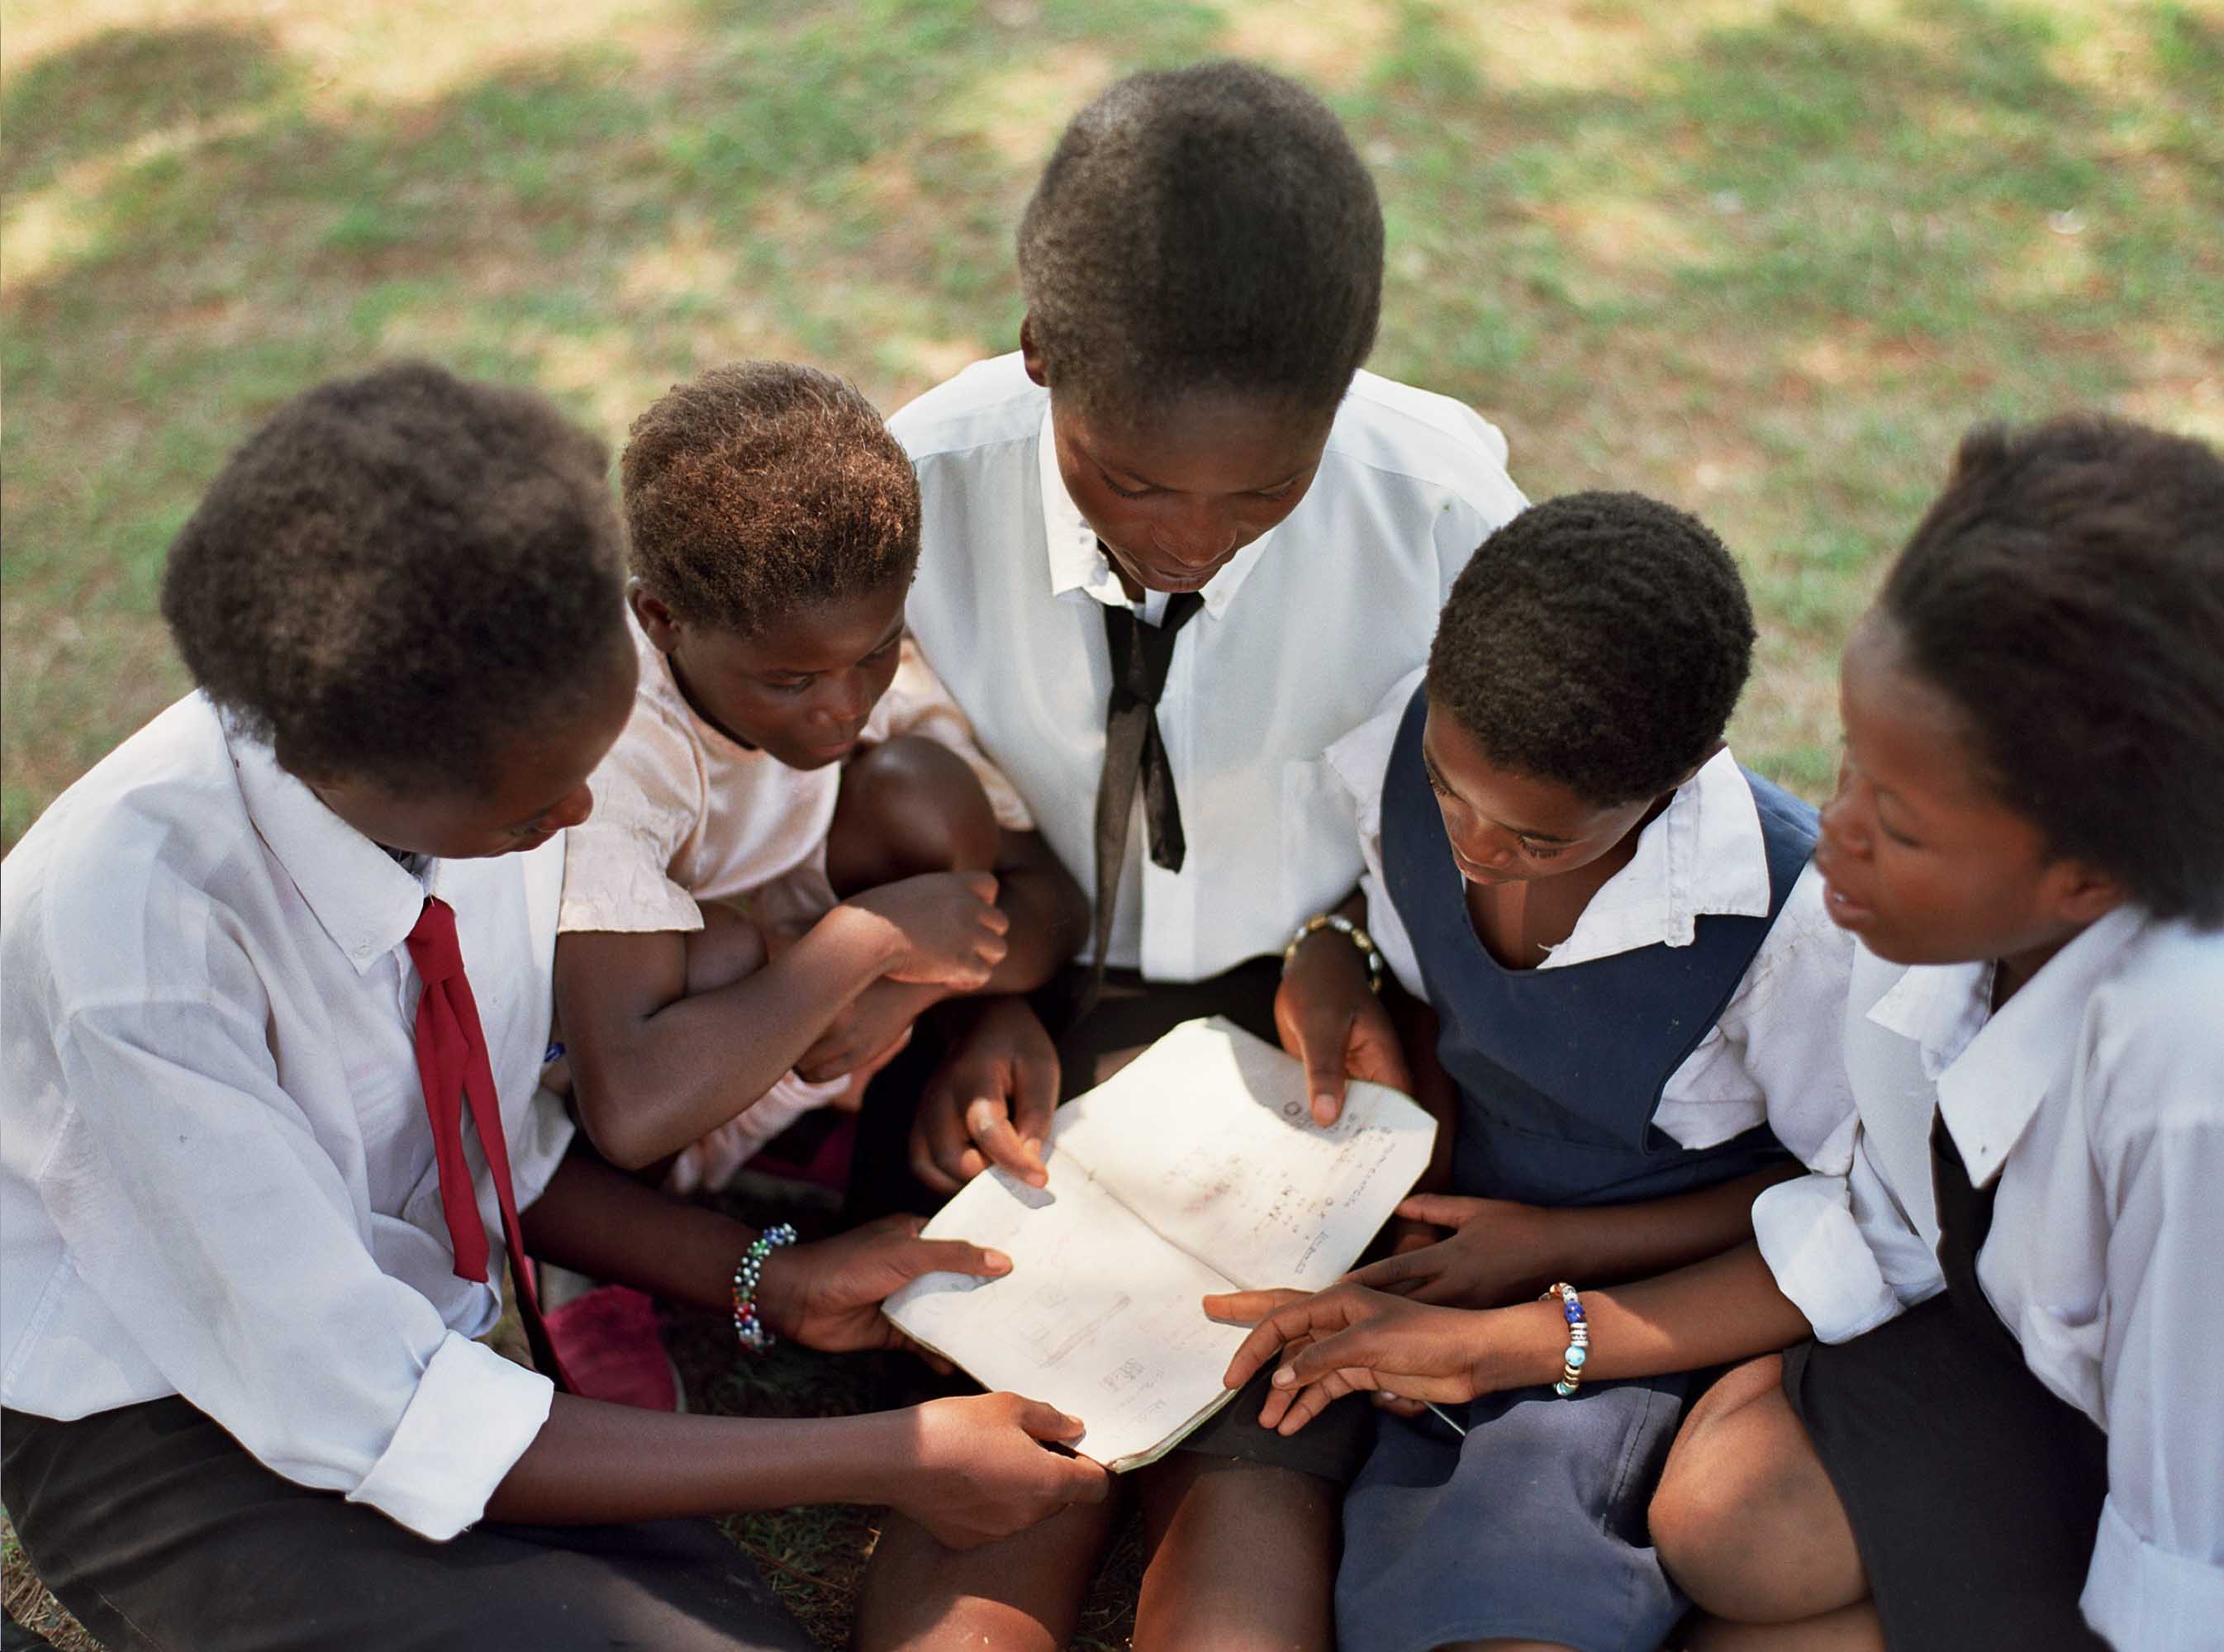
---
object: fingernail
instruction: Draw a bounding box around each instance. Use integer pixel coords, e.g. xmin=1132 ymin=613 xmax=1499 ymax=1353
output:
xmin=1272 ymin=1366 xmax=1295 ymax=1388
xmin=986 ymin=1250 xmax=1012 ymax=1271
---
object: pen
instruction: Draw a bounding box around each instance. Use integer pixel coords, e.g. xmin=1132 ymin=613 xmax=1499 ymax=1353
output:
xmin=1425 ymin=1401 xmax=1467 ymax=1436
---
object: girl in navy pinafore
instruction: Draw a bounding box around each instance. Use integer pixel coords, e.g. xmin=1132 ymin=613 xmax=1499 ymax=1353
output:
xmin=1334 ymin=684 xmax=1822 ymax=1652
xmin=1251 ymin=494 xmax=1862 ymax=1652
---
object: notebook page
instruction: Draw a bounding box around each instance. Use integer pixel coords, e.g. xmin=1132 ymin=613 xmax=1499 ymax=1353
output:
xmin=1048 ymin=1018 xmax=1437 ymax=1292
xmin=884 ymin=1155 xmax=1251 ymax=1471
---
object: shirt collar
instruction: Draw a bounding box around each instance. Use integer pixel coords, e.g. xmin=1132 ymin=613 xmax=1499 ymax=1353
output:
xmin=1541 ymin=749 xmax=1775 ymax=968
xmin=1929 ymin=904 xmax=2148 ymax=1185
xmin=230 ymin=726 xmax=435 ymax=976
xmin=1035 ymin=401 xmax=1278 ymax=621
xmin=1864 ymin=953 xmax=1994 ymax=1080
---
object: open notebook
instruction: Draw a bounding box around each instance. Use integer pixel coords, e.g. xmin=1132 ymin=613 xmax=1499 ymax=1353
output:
xmin=884 ymin=1017 xmax=1436 ymax=1471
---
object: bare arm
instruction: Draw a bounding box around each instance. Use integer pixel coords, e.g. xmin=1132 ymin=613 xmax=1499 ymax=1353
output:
xmin=1209 ymin=1240 xmax=1813 ymax=1434
xmin=500 ymin=1149 xmax=1110 ymax=1540
xmin=1274 ymin=887 xmax=1414 ymax=1126
xmin=558 ymin=870 xmax=1009 ymax=1169
xmin=794 ymin=828 xmax=1083 ymax=1087
xmin=1469 ymin=1241 xmax=1814 ymax=1389
xmin=555 ymin=911 xmax=896 ymax=1169
xmin=1359 ymin=1163 xmax=1803 ymax=1309
xmin=488 ymin=1396 xmax=915 ymax=1524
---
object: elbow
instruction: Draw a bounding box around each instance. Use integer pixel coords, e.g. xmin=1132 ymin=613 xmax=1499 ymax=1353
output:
xmin=568 ymin=1070 xmax=664 ymax=1173
xmin=587 ymin=1127 xmax=663 ymax=1175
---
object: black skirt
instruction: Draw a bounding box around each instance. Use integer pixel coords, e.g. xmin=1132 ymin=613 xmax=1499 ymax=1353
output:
xmin=1782 ymin=1294 xmax=2109 ymax=1652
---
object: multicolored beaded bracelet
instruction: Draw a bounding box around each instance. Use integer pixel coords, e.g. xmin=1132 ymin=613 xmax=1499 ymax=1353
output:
xmin=732 ymin=1222 xmax=798 ymax=1353
xmin=1540 ymin=1281 xmax=1590 ymax=1397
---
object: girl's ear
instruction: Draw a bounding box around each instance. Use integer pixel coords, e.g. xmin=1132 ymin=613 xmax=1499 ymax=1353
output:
xmin=1019 ymin=315 xmax=1049 ymax=387
xmin=2040 ymin=857 xmax=2131 ymax=930
xmin=628 ymin=585 xmax=682 ymax=653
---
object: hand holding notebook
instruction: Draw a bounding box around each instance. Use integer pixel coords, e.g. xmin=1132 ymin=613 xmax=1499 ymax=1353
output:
xmin=885 ymin=1018 xmax=1437 ymax=1469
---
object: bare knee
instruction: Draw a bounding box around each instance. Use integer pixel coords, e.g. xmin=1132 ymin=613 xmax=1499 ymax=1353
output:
xmin=1133 ymin=1460 xmax=1335 ymax=1652
xmin=829 ymin=736 xmax=999 ymax=892
xmin=1651 ymin=1360 xmax=1787 ymax=1589
xmin=852 ymin=1498 xmax=1117 ymax=1652
xmin=1650 ymin=1356 xmax=1864 ymax=1622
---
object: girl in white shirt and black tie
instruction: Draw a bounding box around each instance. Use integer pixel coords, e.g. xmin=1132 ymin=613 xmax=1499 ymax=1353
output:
xmin=1642 ymin=415 xmax=2224 ymax=1651
xmin=857 ymin=56 xmax=1528 ymax=1652
xmin=1205 ymin=418 xmax=2224 ymax=1651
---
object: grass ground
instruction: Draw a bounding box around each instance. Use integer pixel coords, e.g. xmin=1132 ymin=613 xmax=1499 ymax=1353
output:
xmin=3 ymin=0 xmax=2220 ymax=1645
xmin=6 ymin=0 xmax=2221 ymax=843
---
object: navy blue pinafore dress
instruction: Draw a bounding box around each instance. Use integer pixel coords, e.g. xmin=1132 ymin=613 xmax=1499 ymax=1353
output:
xmin=1337 ymin=687 xmax=1818 ymax=1652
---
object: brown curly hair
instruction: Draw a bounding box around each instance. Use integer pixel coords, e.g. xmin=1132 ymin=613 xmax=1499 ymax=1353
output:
xmin=159 ymin=361 xmax=627 ymax=793
xmin=621 ymin=362 xmax=920 ymax=634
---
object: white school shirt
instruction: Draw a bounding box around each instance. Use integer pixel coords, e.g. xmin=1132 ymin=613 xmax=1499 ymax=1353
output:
xmin=1326 ymin=675 xmax=1858 ymax=1162
xmin=1751 ymin=909 xmax=2224 ymax=1650
xmin=890 ymin=354 xmax=1529 ymax=982
xmin=1 ymin=695 xmax=570 ymax=1541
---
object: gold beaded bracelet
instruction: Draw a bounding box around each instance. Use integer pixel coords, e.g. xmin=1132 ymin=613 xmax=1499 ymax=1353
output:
xmin=1281 ymin=911 xmax=1385 ymax=995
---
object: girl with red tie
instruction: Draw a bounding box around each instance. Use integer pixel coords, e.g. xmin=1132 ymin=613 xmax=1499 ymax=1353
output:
xmin=0 ymin=363 xmax=1105 ymax=1651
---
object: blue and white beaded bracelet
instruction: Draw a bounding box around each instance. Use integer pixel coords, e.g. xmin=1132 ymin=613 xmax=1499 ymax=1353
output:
xmin=731 ymin=1222 xmax=798 ymax=1353
xmin=1541 ymin=1281 xmax=1590 ymax=1396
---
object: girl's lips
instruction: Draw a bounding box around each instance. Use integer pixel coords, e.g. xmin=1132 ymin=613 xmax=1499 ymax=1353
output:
xmin=1822 ymin=880 xmax=1875 ymax=927
xmin=1138 ymin=564 xmax=1226 ymax=592
xmin=800 ymin=727 xmax=867 ymax=761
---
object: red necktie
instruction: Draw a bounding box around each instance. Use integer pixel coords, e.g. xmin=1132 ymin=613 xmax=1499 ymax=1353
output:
xmin=406 ymin=895 xmax=573 ymax=1393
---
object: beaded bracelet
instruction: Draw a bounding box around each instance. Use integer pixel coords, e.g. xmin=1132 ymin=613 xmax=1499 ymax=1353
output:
xmin=731 ymin=1222 xmax=798 ymax=1353
xmin=1540 ymin=1281 xmax=1590 ymax=1396
xmin=1281 ymin=911 xmax=1385 ymax=995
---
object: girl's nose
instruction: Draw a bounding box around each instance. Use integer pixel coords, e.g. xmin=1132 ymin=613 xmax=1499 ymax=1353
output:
xmin=1157 ymin=501 xmax=1239 ymax=566
xmin=549 ymin=784 xmax=595 ymax=831
xmin=817 ymin=672 xmax=872 ymax=726
xmin=1818 ymin=780 xmax=1870 ymax=861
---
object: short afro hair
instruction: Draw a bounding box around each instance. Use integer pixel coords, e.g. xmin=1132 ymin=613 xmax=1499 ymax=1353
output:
xmin=1428 ymin=492 xmax=1756 ymax=807
xmin=1018 ymin=59 xmax=1383 ymax=422
xmin=160 ymin=361 xmax=627 ymax=794
xmin=1881 ymin=414 xmax=2224 ymax=926
xmin=621 ymin=362 xmax=920 ymax=635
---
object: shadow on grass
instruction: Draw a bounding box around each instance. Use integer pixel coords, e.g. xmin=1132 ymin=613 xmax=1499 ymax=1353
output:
xmin=1 ymin=23 xmax=294 ymax=197
xmin=10 ymin=0 xmax=2220 ymax=824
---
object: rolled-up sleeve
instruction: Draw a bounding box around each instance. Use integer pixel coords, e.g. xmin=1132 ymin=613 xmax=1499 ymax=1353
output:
xmin=349 ymin=1332 xmax=553 ymax=1538
xmin=2079 ymin=1042 xmax=2224 ymax=1649
xmin=48 ymin=1000 xmax=553 ymax=1540
xmin=1752 ymin=1170 xmax=1906 ymax=1344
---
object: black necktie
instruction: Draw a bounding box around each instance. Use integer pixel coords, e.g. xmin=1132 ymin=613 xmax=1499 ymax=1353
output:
xmin=1928 ymin=1110 xmax=2017 ymax=1359
xmin=1085 ymin=591 xmax=1205 ymax=1014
